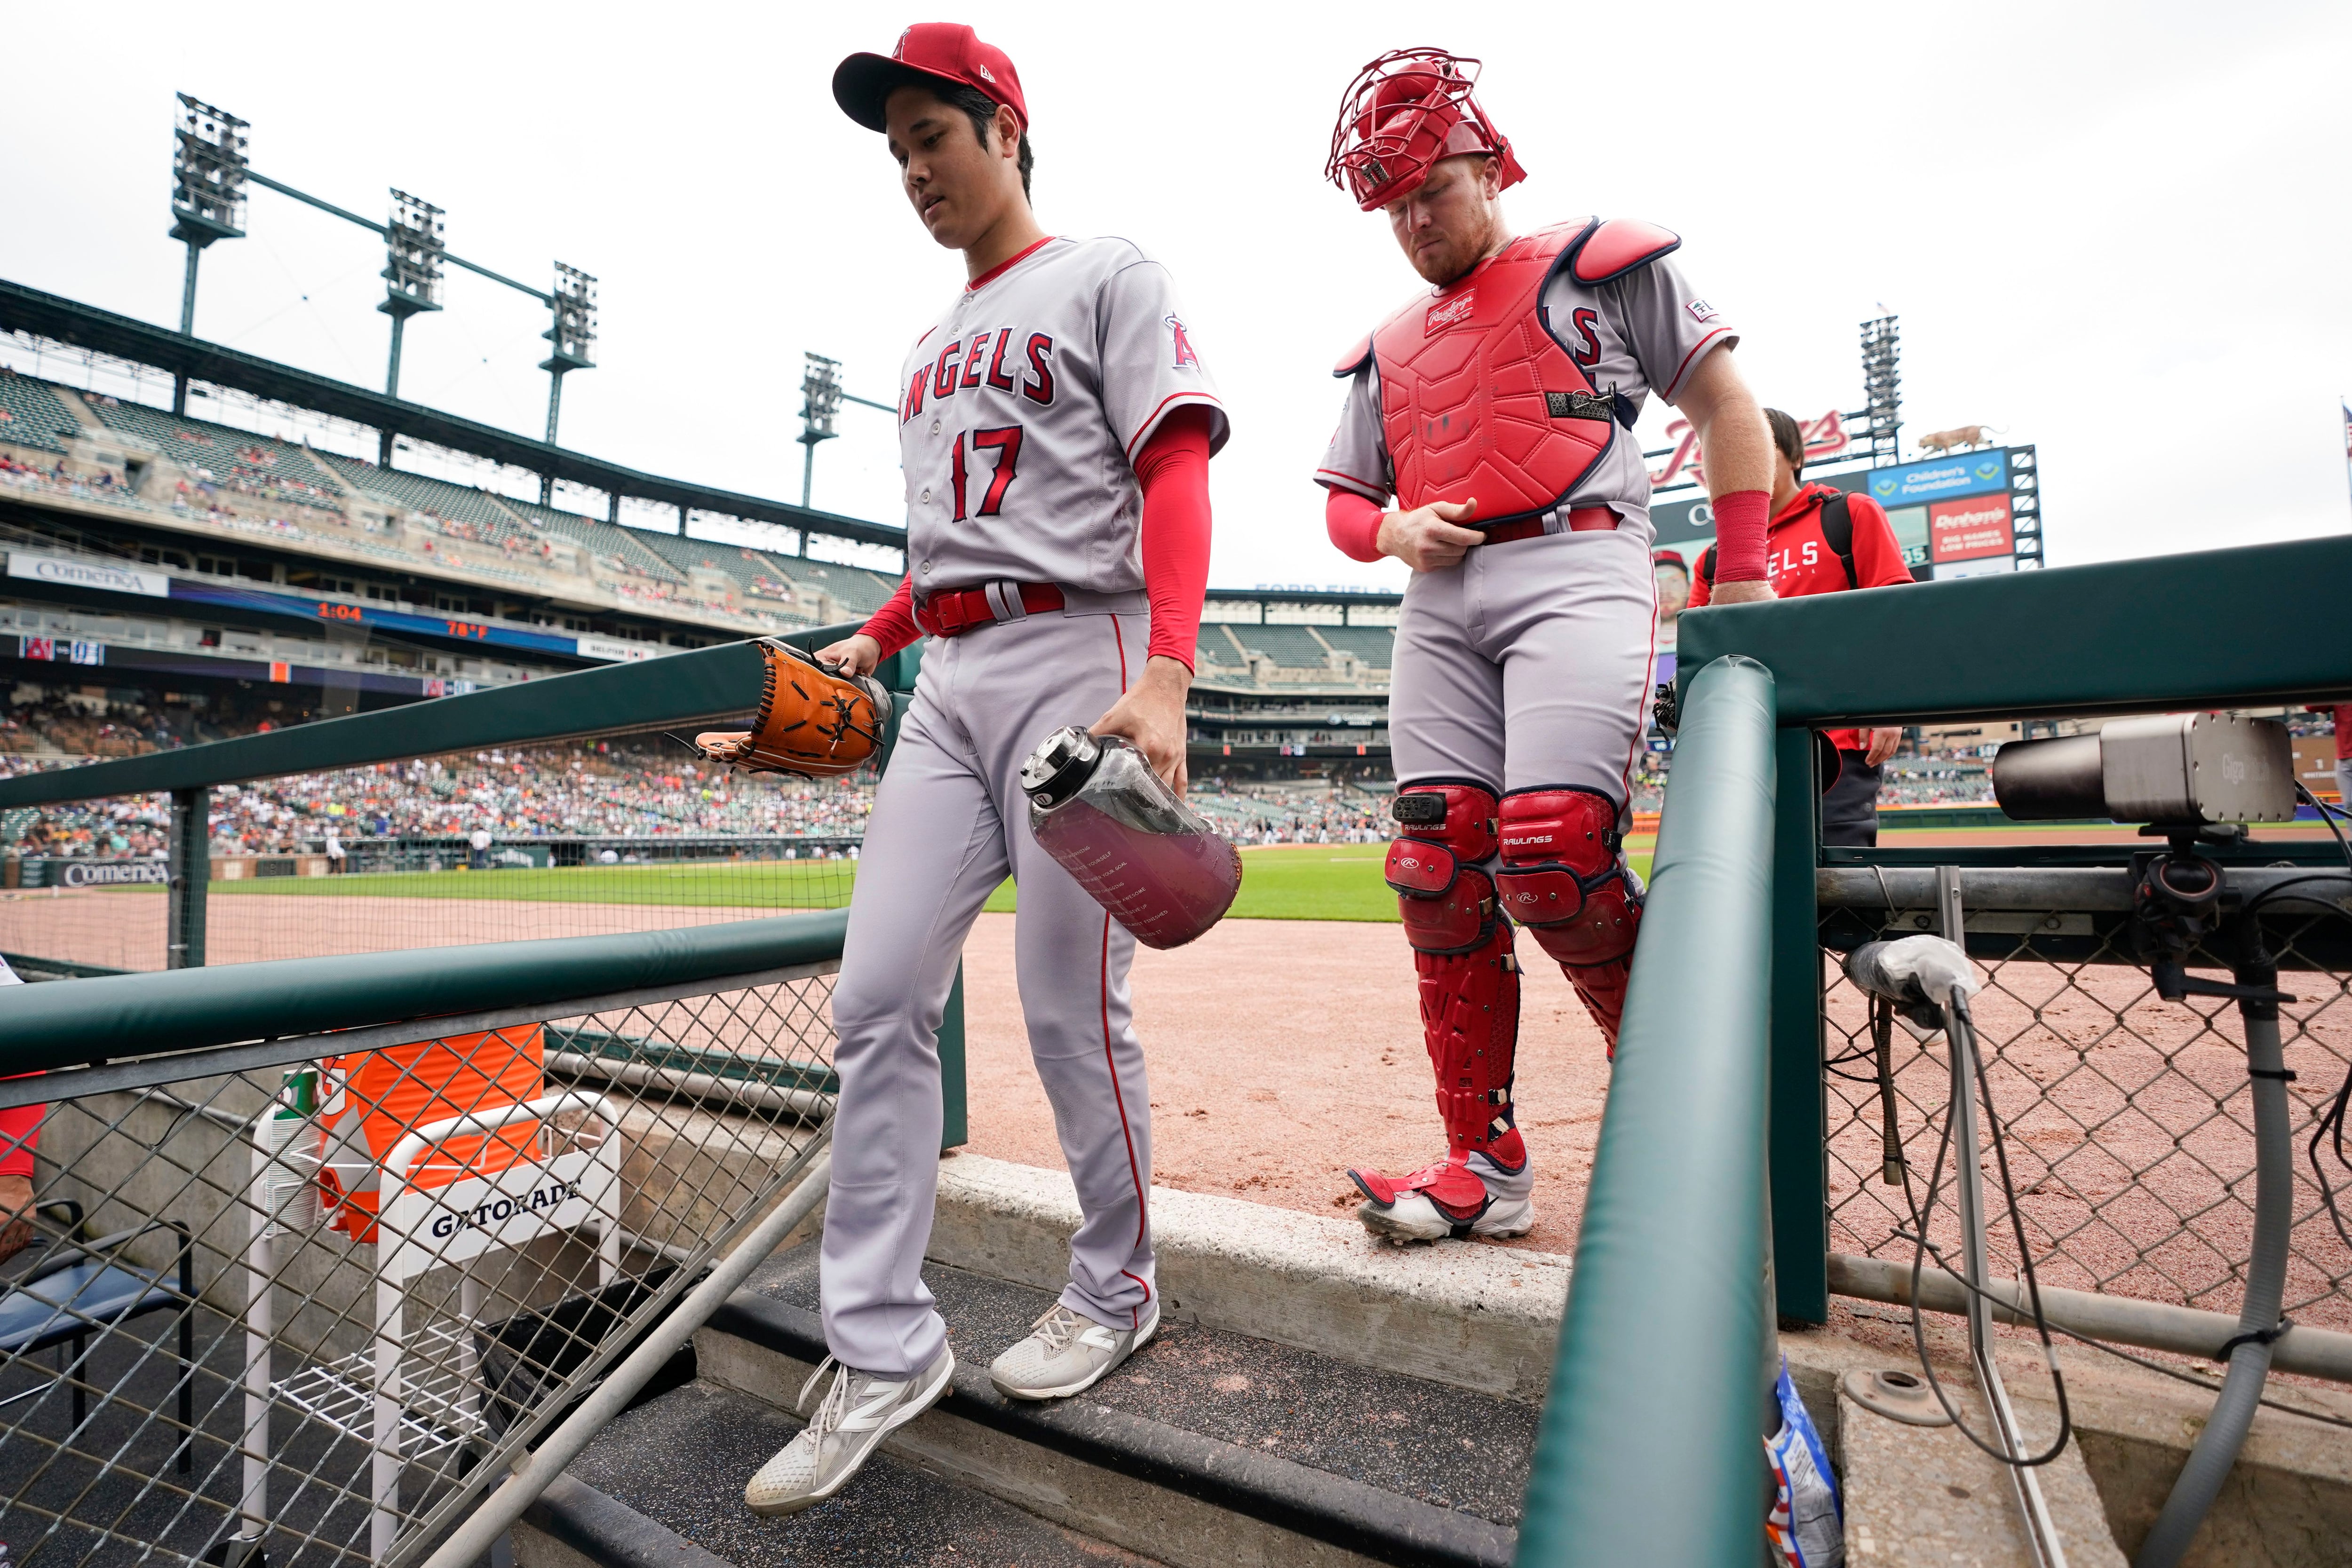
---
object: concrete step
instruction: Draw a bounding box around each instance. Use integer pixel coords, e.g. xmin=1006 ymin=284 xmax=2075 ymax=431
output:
xmin=1836 ymin=1368 xmax=2124 ymax=1566
xmin=928 ymin=1152 xmax=1571 ymax=1403
xmin=516 ymin=1381 xmax=1162 ymax=1568
xmin=691 ymin=1240 xmax=1526 ymax=1568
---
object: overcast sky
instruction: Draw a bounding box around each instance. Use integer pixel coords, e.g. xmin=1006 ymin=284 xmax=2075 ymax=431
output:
xmin=6 ymin=2 xmax=2347 ymax=590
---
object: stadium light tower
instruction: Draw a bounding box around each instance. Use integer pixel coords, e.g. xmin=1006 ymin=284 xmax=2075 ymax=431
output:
xmin=379 ymin=189 xmax=446 ymax=408
xmin=795 ymin=353 xmax=897 ymax=522
xmin=798 ymin=353 xmax=844 ymax=508
xmin=1860 ymin=313 xmax=1902 ymax=466
xmin=537 ymin=262 xmax=598 ymax=501
xmin=168 ymin=93 xmax=249 ymax=414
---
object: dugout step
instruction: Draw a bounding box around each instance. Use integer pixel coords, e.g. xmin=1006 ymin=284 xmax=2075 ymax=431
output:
xmin=689 ymin=1240 xmax=1524 ymax=1568
xmin=519 ymin=1380 xmax=1162 ymax=1568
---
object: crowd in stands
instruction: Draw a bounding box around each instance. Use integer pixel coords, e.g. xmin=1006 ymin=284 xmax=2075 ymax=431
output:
xmin=214 ymin=744 xmax=880 ymax=850
xmin=1188 ymin=781 xmax=1392 ymax=844
xmin=0 ymin=692 xmax=200 ymax=760
xmin=1 ymin=451 xmax=135 ymax=504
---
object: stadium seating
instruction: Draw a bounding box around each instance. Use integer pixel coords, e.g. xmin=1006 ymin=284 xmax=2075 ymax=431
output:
xmin=91 ymin=398 xmax=341 ymax=501
xmin=636 ymin=531 xmax=770 ymax=592
xmin=1232 ymin=624 xmax=1332 ymax=669
xmin=315 ymin=453 xmax=530 ymax=542
xmin=1316 ymin=626 xmax=1396 ymax=668
xmin=503 ymin=500 xmax=689 ymax=584
xmin=0 ymin=374 xmax=82 ymax=453
xmin=744 ymin=551 xmax=898 ymax=618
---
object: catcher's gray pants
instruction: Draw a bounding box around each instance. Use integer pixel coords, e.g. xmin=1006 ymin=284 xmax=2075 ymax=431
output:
xmin=821 ymin=603 xmax=1155 ymax=1379
xmin=1387 ymin=520 xmax=1660 ymax=801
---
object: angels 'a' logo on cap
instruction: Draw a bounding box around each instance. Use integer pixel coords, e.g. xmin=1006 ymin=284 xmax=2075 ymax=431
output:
xmin=1165 ymin=314 xmax=1199 ymax=370
xmin=891 ymin=28 xmax=909 ymax=58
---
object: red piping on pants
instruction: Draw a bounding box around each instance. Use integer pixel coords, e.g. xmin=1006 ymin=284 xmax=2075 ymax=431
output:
xmin=1099 ymin=613 xmax=1150 ymax=1323
xmin=1618 ymin=587 xmax=1661 ymax=809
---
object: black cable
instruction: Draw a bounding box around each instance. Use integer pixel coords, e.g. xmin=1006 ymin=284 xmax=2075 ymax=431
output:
xmin=2237 ymin=799 xmax=2352 ymax=1261
xmin=1895 ymin=994 xmax=2073 ymax=1466
xmin=2039 ymin=1317 xmax=2352 ymax=1432
xmin=2239 ymin=872 xmax=2352 ymax=917
xmin=2296 ymin=780 xmax=2352 ymax=879
xmin=2310 ymin=1025 xmax=2352 ymax=1258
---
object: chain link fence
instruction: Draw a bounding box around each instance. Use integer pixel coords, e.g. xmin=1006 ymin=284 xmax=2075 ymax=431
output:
xmin=0 ymin=723 xmax=873 ymax=976
xmin=1819 ymin=865 xmax=2352 ymax=1337
xmin=0 ymin=958 xmax=836 ymax=1568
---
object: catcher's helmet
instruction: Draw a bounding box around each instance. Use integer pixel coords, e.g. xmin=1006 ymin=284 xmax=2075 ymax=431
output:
xmin=1326 ymin=48 xmax=1526 ymax=212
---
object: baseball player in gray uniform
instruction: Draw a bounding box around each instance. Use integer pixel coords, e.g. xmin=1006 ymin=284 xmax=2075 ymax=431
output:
xmin=745 ymin=24 xmax=1226 ymax=1515
xmin=1317 ymin=50 xmax=1778 ymax=1244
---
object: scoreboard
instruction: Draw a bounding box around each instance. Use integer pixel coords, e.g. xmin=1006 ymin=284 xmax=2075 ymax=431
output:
xmin=1651 ymin=445 xmax=2042 ymax=581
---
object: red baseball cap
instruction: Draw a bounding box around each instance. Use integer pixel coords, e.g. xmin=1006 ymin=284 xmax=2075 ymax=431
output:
xmin=833 ymin=24 xmax=1028 ymax=134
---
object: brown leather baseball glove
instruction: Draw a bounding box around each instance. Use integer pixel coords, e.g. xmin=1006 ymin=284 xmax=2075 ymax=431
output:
xmin=693 ymin=638 xmax=891 ymax=778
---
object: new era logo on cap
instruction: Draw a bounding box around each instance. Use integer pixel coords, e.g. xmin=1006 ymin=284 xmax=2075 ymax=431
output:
xmin=836 ymin=23 xmax=1027 ymax=133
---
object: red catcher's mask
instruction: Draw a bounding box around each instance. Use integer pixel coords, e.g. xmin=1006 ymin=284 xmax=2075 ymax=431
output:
xmin=1326 ymin=49 xmax=1527 ymax=212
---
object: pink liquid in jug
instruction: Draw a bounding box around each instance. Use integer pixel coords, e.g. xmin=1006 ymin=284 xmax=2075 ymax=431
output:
xmin=1021 ymin=727 xmax=1242 ymax=950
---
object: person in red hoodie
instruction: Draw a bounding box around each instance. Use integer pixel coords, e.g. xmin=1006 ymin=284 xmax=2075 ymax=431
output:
xmin=1689 ymin=409 xmax=1912 ymax=845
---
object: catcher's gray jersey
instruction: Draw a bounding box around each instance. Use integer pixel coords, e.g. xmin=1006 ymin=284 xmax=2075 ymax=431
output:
xmin=898 ymin=236 xmax=1228 ymax=595
xmin=1316 ymin=249 xmax=1733 ymax=531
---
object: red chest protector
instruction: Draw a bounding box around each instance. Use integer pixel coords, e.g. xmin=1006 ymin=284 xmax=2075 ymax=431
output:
xmin=1336 ymin=216 xmax=1680 ymax=525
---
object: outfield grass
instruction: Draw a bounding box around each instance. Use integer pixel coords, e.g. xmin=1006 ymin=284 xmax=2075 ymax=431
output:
xmin=195 ymin=840 xmax=1660 ymax=924
xmin=205 ymin=861 xmax=857 ymax=908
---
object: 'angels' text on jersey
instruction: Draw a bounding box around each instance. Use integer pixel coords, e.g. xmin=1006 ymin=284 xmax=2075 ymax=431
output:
xmin=896 ymin=237 xmax=1226 ymax=598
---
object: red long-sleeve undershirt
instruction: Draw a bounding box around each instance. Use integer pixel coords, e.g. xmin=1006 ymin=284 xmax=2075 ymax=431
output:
xmin=1325 ymin=487 xmax=1384 ymax=563
xmin=858 ymin=409 xmax=1215 ymax=670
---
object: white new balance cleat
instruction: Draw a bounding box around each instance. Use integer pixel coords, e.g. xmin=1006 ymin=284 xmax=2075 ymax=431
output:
xmin=989 ymin=1302 xmax=1159 ymax=1401
xmin=1356 ymin=1188 xmax=1535 ymax=1244
xmin=743 ymin=1345 xmax=954 ymax=1517
xmin=1350 ymin=1136 xmax=1537 ymax=1245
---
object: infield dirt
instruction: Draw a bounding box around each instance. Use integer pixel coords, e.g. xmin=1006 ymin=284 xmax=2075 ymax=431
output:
xmin=956 ymin=911 xmax=1613 ymax=1256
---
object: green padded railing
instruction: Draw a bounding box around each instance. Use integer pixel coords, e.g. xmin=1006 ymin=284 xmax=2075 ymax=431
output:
xmin=1516 ymin=654 xmax=1779 ymax=1568
xmin=0 ymin=911 xmax=847 ymax=1077
xmin=0 ymin=621 xmax=891 ymax=809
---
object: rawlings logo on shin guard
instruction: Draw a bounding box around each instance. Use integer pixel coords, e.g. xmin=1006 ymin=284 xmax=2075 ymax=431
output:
xmin=1391 ymin=782 xmax=1504 ymax=956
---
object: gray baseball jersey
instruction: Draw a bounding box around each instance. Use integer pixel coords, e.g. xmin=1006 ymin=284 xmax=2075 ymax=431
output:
xmin=821 ymin=235 xmax=1226 ymax=1379
xmin=1315 ymin=249 xmax=1733 ymax=533
xmin=898 ymin=235 xmax=1227 ymax=597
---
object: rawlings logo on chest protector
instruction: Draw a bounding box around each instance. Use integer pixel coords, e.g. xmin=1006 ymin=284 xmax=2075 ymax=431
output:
xmin=1424 ymin=290 xmax=1478 ymax=335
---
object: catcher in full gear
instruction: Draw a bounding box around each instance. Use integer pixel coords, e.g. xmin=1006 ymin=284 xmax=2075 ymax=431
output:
xmin=1315 ymin=50 xmax=1779 ymax=1243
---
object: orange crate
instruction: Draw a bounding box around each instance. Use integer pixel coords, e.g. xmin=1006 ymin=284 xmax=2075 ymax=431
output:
xmin=318 ymin=1027 xmax=546 ymax=1244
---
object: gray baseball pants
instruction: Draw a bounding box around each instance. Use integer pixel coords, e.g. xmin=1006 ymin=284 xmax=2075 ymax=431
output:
xmin=1388 ymin=520 xmax=1660 ymax=800
xmin=820 ymin=601 xmax=1156 ymax=1379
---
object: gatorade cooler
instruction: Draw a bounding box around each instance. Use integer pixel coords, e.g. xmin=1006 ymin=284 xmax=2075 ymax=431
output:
xmin=317 ymin=1026 xmax=546 ymax=1245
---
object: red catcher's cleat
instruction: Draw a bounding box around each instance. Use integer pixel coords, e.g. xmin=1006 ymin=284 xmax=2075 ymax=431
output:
xmin=1347 ymin=1128 xmax=1532 ymax=1243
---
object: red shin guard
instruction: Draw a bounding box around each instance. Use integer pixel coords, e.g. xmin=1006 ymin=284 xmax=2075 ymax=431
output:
xmin=1495 ymin=786 xmax=1643 ymax=1052
xmin=1369 ymin=782 xmax=1523 ymax=1214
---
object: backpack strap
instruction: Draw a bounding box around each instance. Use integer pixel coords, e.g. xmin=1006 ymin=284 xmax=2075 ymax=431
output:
xmin=1819 ymin=493 xmax=1858 ymax=589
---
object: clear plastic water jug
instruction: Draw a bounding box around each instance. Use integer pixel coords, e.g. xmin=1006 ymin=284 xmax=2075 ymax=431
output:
xmin=1020 ymin=727 xmax=1242 ymax=950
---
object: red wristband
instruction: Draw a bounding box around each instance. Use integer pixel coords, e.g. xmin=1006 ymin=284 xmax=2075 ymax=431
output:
xmin=1710 ymin=490 xmax=1770 ymax=585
